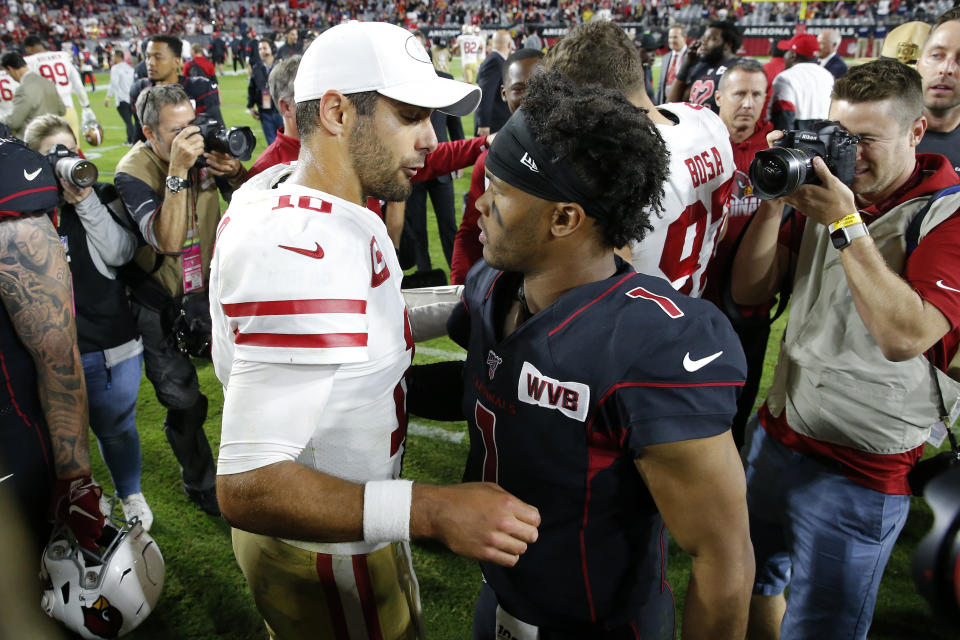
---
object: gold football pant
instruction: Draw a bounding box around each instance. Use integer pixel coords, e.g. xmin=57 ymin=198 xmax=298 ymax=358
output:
xmin=232 ymin=528 xmax=423 ymax=640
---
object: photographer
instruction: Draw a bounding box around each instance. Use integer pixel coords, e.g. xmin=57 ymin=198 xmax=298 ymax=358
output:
xmin=731 ymin=60 xmax=960 ymax=640
xmin=114 ymin=84 xmax=246 ymax=516
xmin=23 ymin=114 xmax=153 ymax=530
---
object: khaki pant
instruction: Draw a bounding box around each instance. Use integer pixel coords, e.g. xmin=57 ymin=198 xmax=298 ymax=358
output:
xmin=462 ymin=62 xmax=479 ymax=85
xmin=232 ymin=529 xmax=423 ymax=640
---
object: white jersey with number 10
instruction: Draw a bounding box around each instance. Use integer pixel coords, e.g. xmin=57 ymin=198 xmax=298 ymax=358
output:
xmin=629 ymin=102 xmax=735 ymax=298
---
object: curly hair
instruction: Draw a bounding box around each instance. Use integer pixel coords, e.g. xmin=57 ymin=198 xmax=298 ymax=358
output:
xmin=708 ymin=20 xmax=743 ymax=53
xmin=832 ymin=59 xmax=923 ymax=130
xmin=520 ymin=70 xmax=669 ymax=248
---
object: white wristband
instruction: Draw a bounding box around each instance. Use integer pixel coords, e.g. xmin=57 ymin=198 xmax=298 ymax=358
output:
xmin=362 ymin=479 xmax=413 ymax=543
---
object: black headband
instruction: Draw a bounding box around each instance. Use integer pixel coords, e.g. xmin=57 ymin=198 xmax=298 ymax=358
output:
xmin=485 ymin=110 xmax=613 ymax=220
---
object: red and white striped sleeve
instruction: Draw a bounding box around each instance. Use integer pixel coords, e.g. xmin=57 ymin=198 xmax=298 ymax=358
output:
xmin=213 ymin=210 xmax=373 ymax=367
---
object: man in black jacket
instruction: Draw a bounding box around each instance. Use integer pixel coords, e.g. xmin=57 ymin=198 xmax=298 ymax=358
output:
xmin=475 ymin=29 xmax=513 ymax=136
xmin=247 ymin=39 xmax=281 ymax=145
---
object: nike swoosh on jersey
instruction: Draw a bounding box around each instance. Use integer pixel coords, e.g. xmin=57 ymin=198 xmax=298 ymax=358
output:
xmin=24 ymin=168 xmax=42 ymax=181
xmin=683 ymin=350 xmax=723 ymax=372
xmin=0 ymin=473 xmax=12 ymax=484
xmin=278 ymin=242 xmax=324 ymax=259
xmin=936 ymin=280 xmax=960 ymax=294
xmin=68 ymin=504 xmax=100 ymax=520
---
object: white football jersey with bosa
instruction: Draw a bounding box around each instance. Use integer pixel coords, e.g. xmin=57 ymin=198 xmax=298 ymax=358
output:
xmin=630 ymin=102 xmax=735 ymax=298
xmin=25 ymin=50 xmax=87 ymax=110
xmin=211 ymin=165 xmax=413 ymax=549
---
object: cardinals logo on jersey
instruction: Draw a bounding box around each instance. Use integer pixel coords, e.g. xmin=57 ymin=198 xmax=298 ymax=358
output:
xmin=82 ymin=595 xmax=123 ymax=638
xmin=370 ymin=237 xmax=390 ymax=288
xmin=487 ymin=350 xmax=503 ymax=380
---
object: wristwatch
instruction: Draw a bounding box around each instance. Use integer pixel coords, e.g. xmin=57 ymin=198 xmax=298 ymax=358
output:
xmin=830 ymin=221 xmax=869 ymax=250
xmin=165 ymin=175 xmax=191 ymax=193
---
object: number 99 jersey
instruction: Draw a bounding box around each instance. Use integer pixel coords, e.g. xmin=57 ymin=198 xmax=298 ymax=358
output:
xmin=629 ymin=103 xmax=734 ymax=298
xmin=26 ymin=50 xmax=84 ymax=111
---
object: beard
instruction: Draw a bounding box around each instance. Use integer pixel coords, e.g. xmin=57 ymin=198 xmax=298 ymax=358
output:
xmin=701 ymin=43 xmax=726 ymax=66
xmin=348 ymin=116 xmax=414 ymax=203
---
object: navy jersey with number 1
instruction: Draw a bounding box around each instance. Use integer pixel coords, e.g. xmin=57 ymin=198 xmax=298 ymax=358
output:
xmin=448 ymin=259 xmax=746 ymax=637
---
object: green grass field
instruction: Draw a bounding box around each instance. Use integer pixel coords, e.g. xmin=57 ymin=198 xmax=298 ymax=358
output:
xmin=74 ymin=62 xmax=958 ymax=639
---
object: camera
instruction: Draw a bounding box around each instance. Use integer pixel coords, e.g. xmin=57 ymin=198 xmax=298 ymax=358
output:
xmin=45 ymin=144 xmax=98 ymax=189
xmin=191 ymin=117 xmax=256 ymax=166
xmin=749 ymin=121 xmax=859 ymax=200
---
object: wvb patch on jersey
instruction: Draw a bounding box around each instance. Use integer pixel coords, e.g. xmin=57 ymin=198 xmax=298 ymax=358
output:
xmin=517 ymin=361 xmax=590 ymax=422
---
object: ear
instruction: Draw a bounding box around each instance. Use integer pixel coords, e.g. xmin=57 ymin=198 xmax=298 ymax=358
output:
xmin=318 ymin=90 xmax=350 ymax=136
xmin=278 ymin=96 xmax=295 ymax=120
xmin=549 ymin=202 xmax=588 ymax=239
xmin=500 ymin=83 xmax=506 ymax=102
xmin=910 ymin=115 xmax=928 ymax=147
xmin=142 ymin=124 xmax=158 ymax=147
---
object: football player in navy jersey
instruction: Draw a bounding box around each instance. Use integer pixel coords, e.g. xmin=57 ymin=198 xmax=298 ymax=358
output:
xmin=443 ymin=69 xmax=754 ymax=639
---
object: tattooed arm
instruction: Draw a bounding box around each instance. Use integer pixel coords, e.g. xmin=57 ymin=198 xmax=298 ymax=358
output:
xmin=0 ymin=213 xmax=90 ymax=479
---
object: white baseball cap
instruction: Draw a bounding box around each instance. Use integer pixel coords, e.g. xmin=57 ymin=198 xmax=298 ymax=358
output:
xmin=294 ymin=21 xmax=481 ymax=117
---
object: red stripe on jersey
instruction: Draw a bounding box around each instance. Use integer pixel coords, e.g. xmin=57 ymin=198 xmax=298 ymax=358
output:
xmin=223 ymin=299 xmax=367 ymax=317
xmin=194 ymin=89 xmax=218 ymax=101
xmin=595 ymin=380 xmax=744 ymax=409
xmin=315 ymin=554 xmax=351 ymax=640
xmin=234 ymin=332 xmax=367 ymax=348
xmin=625 ymin=286 xmax=684 ymax=319
xmin=0 ymin=185 xmax=58 ymax=205
xmin=390 ymin=380 xmax=407 ymax=457
xmin=352 ymin=554 xmax=385 ymax=640
xmin=579 ymin=443 xmax=621 ymax=623
xmin=0 ymin=348 xmax=51 ymax=471
xmin=549 ymin=273 xmax=636 ymax=336
xmin=484 ymin=271 xmax=503 ymax=301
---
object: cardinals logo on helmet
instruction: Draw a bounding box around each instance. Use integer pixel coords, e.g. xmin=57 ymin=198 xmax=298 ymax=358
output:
xmin=81 ymin=595 xmax=123 ymax=638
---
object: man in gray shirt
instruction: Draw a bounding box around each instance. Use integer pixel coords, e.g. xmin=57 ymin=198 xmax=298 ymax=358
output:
xmin=917 ymin=9 xmax=960 ymax=173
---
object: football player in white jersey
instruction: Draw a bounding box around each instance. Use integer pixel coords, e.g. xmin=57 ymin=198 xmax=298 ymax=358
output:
xmin=547 ymin=21 xmax=734 ymax=298
xmin=211 ymin=22 xmax=539 ymax=640
xmin=0 ymin=66 xmax=16 ymax=124
xmin=457 ymin=24 xmax=485 ymax=84
xmin=24 ymin=36 xmax=95 ymax=140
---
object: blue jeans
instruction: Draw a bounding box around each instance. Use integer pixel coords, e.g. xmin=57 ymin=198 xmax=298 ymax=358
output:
xmin=82 ymin=351 xmax=143 ymax=497
xmin=742 ymin=415 xmax=911 ymax=640
xmin=259 ymin=110 xmax=283 ymax=146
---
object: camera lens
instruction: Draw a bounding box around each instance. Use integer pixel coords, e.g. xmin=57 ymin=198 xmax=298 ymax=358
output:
xmin=55 ymin=157 xmax=98 ymax=188
xmin=749 ymin=147 xmax=810 ymax=200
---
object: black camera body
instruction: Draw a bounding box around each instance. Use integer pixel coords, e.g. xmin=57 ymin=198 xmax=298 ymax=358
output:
xmin=749 ymin=121 xmax=859 ymax=200
xmin=191 ymin=117 xmax=256 ymax=166
xmin=45 ymin=144 xmax=98 ymax=189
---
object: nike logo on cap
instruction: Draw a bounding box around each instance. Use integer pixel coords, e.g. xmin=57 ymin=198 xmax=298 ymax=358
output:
xmin=279 ymin=242 xmax=324 ymax=259
xmin=683 ymin=350 xmax=723 ymax=372
xmin=24 ymin=168 xmax=42 ymax=181
xmin=936 ymin=280 xmax=960 ymax=293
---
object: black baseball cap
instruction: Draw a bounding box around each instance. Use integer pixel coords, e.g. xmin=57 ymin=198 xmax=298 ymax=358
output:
xmin=0 ymin=139 xmax=57 ymax=216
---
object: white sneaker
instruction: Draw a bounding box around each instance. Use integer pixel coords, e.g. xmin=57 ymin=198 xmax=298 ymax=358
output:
xmin=121 ymin=493 xmax=154 ymax=532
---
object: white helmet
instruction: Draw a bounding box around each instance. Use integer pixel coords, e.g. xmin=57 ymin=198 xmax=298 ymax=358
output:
xmin=40 ymin=493 xmax=164 ymax=639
